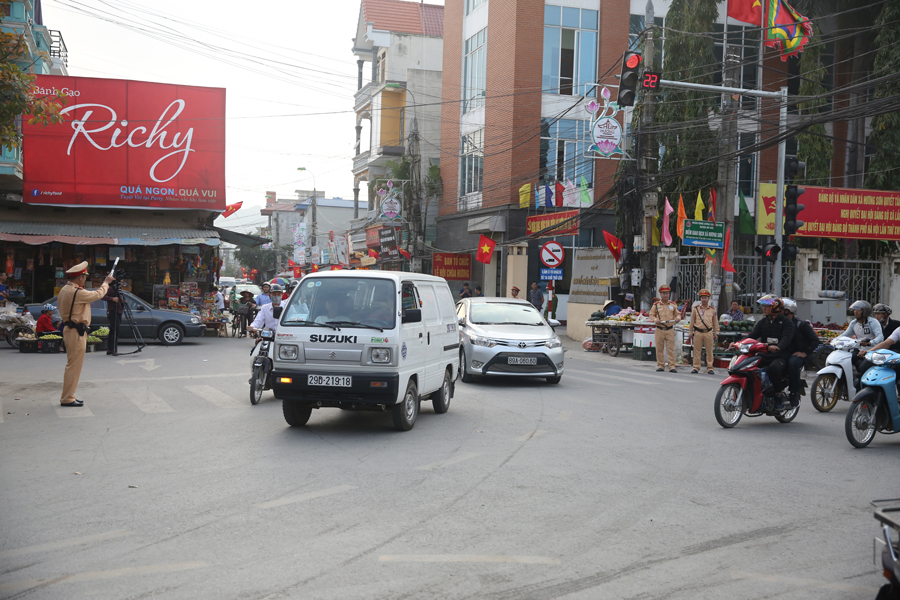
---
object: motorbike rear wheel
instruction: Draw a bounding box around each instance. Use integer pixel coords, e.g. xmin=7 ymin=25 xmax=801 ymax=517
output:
xmin=845 ymin=399 xmax=877 ymax=448
xmin=775 ymin=403 xmax=799 ymax=423
xmin=250 ymin=364 xmax=266 ymax=405
xmin=811 ymin=373 xmax=844 ymax=412
xmin=714 ymin=383 xmax=743 ymax=428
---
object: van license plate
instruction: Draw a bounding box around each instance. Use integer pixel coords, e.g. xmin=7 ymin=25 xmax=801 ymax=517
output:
xmin=308 ymin=375 xmax=352 ymax=387
xmin=508 ymin=357 xmax=537 ymax=365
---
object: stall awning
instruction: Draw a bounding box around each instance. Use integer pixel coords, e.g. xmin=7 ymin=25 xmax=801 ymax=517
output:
xmin=0 ymin=221 xmax=220 ymax=246
xmin=205 ymin=225 xmax=270 ymax=247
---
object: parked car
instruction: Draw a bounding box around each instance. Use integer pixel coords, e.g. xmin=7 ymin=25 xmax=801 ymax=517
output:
xmin=25 ymin=291 xmax=206 ymax=345
xmin=456 ymin=297 xmax=564 ymax=384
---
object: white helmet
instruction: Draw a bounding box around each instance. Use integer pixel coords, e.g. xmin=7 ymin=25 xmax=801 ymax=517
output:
xmin=782 ymin=298 xmax=797 ymax=314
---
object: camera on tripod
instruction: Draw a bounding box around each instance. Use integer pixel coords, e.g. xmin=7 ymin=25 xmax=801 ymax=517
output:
xmin=108 ymin=269 xmax=128 ymax=291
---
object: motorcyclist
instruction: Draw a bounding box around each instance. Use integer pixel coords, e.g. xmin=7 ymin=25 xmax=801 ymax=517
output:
xmin=730 ymin=295 xmax=795 ymax=409
xmin=839 ymin=300 xmax=883 ymax=388
xmin=873 ymin=304 xmax=900 ymax=350
xmin=248 ymin=284 xmax=284 ymax=362
xmin=782 ymin=298 xmax=819 ymax=408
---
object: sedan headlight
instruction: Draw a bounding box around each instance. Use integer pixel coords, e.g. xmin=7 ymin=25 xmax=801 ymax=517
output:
xmin=191 ymin=317 xmax=201 ymax=324
xmin=471 ymin=335 xmax=496 ymax=347
xmin=371 ymin=348 xmax=391 ymax=363
xmin=546 ymin=336 xmax=562 ymax=349
xmin=279 ymin=344 xmax=299 ymax=360
xmin=869 ymin=352 xmax=887 ymax=365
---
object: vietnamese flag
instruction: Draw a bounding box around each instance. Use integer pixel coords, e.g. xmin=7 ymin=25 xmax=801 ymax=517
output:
xmin=554 ymin=181 xmax=565 ymax=207
xmin=398 ymin=248 xmax=411 ymax=259
xmin=368 ymin=248 xmax=379 ymax=259
xmin=222 ymin=201 xmax=242 ymax=218
xmin=727 ymin=0 xmax=762 ymax=25
xmin=602 ymin=230 xmax=623 ymax=262
xmin=721 ymin=227 xmax=736 ymax=272
xmin=311 ymin=264 xmax=319 ymax=273
xmin=476 ymin=235 xmax=496 ymax=264
xmin=288 ymin=259 xmax=295 ymax=267
xmin=708 ymin=187 xmax=717 ymax=222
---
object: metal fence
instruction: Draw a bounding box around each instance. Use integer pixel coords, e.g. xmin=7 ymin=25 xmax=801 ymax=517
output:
xmin=677 ymin=254 xmax=705 ymax=301
xmin=822 ymin=259 xmax=881 ymax=305
xmin=677 ymin=254 xmax=795 ymax=304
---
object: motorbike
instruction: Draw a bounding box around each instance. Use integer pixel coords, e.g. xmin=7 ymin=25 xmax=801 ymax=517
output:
xmin=811 ymin=336 xmax=860 ymax=412
xmin=249 ymin=328 xmax=275 ymax=405
xmin=873 ymin=499 xmax=900 ymax=600
xmin=714 ymin=338 xmax=805 ymax=428
xmin=845 ymin=349 xmax=900 ymax=448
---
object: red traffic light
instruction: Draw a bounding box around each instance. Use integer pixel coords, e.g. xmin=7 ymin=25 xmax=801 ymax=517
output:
xmin=626 ymin=54 xmax=642 ymax=69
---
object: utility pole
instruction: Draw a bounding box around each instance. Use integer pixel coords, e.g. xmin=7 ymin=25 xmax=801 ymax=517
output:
xmin=716 ymin=50 xmax=740 ymax=310
xmin=773 ymin=86 xmax=788 ymax=295
xmin=639 ymin=0 xmax=658 ymax=310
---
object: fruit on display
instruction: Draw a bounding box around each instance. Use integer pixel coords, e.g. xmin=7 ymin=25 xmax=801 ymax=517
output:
xmin=93 ymin=327 xmax=110 ymax=337
xmin=40 ymin=334 xmax=62 ymax=340
xmin=16 ymin=333 xmax=37 ymax=341
xmin=86 ymin=336 xmax=102 ymax=343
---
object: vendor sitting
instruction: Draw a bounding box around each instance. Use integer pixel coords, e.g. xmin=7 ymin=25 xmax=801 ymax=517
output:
xmin=35 ymin=304 xmax=58 ymax=336
xmin=603 ymin=300 xmax=622 ymax=317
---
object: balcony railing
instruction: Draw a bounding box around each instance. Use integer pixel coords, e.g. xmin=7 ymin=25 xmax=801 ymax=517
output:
xmin=354 ymin=82 xmax=373 ymax=112
xmin=50 ymin=30 xmax=67 ymax=67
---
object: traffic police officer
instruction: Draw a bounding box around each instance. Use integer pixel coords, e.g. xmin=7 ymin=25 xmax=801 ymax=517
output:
xmin=650 ymin=284 xmax=679 ymax=372
xmin=690 ymin=289 xmax=719 ymax=374
xmin=57 ymin=262 xmax=114 ymax=407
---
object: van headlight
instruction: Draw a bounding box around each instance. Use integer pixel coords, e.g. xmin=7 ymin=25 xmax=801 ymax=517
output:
xmin=279 ymin=344 xmax=299 ymax=360
xmin=371 ymin=348 xmax=391 ymax=363
xmin=546 ymin=336 xmax=562 ymax=349
xmin=471 ymin=335 xmax=496 ymax=347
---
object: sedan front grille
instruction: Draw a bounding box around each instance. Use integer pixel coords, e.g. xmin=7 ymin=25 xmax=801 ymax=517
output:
xmin=492 ymin=340 xmax=546 ymax=348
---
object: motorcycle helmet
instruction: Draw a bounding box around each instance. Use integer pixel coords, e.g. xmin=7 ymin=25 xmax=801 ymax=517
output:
xmin=782 ymin=298 xmax=797 ymax=314
xmin=756 ymin=294 xmax=776 ymax=306
xmin=849 ymin=300 xmax=872 ymax=320
xmin=269 ymin=284 xmax=284 ymax=293
xmin=43 ymin=304 xmax=55 ymax=313
xmin=769 ymin=298 xmax=785 ymax=315
xmin=873 ymin=303 xmax=892 ymax=317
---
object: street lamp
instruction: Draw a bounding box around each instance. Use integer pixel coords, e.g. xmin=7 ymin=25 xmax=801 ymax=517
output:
xmin=297 ymin=167 xmax=317 ymax=264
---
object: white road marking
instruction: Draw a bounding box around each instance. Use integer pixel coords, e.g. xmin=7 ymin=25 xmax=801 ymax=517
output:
xmin=185 ymin=385 xmax=244 ymax=409
xmin=567 ymin=366 xmax=694 ymax=384
xmin=0 ymin=398 xmax=3 ymax=423
xmin=124 ymin=389 xmax=175 ymax=413
xmin=730 ymin=571 xmax=879 ymax=593
xmin=0 ymin=561 xmax=209 ymax=593
xmin=569 ymin=372 xmax=652 ymax=385
xmin=562 ymin=374 xmax=623 ymax=386
xmin=416 ymin=452 xmax=481 ymax=471
xmin=81 ymin=373 xmax=245 ymax=384
xmin=255 ymin=485 xmax=357 ymax=509
xmin=556 ymin=411 xmax=573 ymax=421
xmin=515 ymin=430 xmax=547 ymax=441
xmin=379 ymin=555 xmax=560 ymax=565
xmin=54 ymin=402 xmax=95 ymax=418
xmin=114 ymin=358 xmax=160 ymax=371
xmin=0 ymin=530 xmax=132 ymax=559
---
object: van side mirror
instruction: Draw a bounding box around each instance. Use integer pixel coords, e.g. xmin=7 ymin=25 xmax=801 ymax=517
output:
xmin=403 ymin=308 xmax=422 ymax=324
xmin=458 ymin=316 xmax=465 ymax=326
xmin=548 ymin=319 xmax=560 ymax=328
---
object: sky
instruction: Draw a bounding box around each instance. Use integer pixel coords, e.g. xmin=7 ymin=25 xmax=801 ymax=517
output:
xmin=41 ymin=0 xmax=443 ymax=234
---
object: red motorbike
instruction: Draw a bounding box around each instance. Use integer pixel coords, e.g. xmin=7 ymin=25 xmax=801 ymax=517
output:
xmin=714 ymin=338 xmax=804 ymax=428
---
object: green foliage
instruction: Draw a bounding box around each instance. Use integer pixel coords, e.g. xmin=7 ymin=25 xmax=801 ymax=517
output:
xmin=796 ymin=23 xmax=833 ymax=187
xmin=865 ymin=0 xmax=900 ymax=191
xmin=233 ymin=235 xmax=291 ymax=278
xmin=654 ymin=0 xmax=719 ymax=213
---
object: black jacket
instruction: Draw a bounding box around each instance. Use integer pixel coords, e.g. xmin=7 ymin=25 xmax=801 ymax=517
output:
xmin=882 ymin=318 xmax=900 ymax=351
xmin=790 ymin=317 xmax=819 ymax=355
xmin=748 ymin=313 xmax=795 ymax=358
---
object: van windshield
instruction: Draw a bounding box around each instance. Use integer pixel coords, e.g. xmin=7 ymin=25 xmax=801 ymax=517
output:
xmin=283 ymin=277 xmax=397 ymax=329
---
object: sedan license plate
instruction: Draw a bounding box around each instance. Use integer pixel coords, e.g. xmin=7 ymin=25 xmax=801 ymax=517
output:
xmin=508 ymin=357 xmax=537 ymax=365
xmin=308 ymin=375 xmax=352 ymax=387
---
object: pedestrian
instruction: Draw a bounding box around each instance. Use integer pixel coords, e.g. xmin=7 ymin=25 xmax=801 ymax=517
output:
xmin=474 ymin=285 xmax=484 ymax=297
xmin=256 ymin=282 xmax=272 ymax=306
xmin=459 ymin=282 xmax=472 ymax=299
xmin=0 ymin=272 xmax=8 ymax=301
xmin=237 ymin=290 xmax=256 ymax=337
xmin=649 ymin=284 xmax=680 ymax=373
xmin=510 ymin=286 xmax=520 ymax=299
xmin=690 ymin=289 xmax=719 ymax=374
xmin=101 ymin=285 xmax=124 ymax=356
xmin=726 ymin=300 xmax=745 ymax=322
xmin=35 ymin=304 xmax=57 ymax=336
xmin=57 ymin=262 xmax=115 ymax=407
xmin=529 ymin=282 xmax=544 ymax=311
xmin=603 ymin=299 xmax=622 ymax=317
xmin=213 ymin=285 xmax=225 ymax=311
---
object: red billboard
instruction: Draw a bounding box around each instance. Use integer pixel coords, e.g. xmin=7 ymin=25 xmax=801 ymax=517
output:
xmin=433 ymin=253 xmax=472 ymax=280
xmin=23 ymin=75 xmax=226 ymax=211
xmin=526 ymin=210 xmax=580 ymax=238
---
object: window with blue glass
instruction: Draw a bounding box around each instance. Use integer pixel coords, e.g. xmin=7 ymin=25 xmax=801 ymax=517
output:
xmin=462 ymin=28 xmax=487 ymax=114
xmin=459 ymin=129 xmax=484 ymax=197
xmin=466 ymin=0 xmax=486 ymax=15
xmin=539 ymin=118 xmax=593 ymax=187
xmin=542 ymin=6 xmax=598 ymax=96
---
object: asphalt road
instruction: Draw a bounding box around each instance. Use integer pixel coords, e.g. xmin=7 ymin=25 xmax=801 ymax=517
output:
xmin=0 ymin=332 xmax=897 ymax=599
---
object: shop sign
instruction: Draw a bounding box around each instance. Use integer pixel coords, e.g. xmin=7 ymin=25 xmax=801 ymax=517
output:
xmin=526 ymin=210 xmax=579 ymax=238
xmin=377 ymin=179 xmax=402 ymax=220
xmin=432 ymin=253 xmax=471 ymax=280
xmin=379 ymin=227 xmax=399 ymax=260
xmin=757 ymin=183 xmax=900 ymax=241
xmin=361 ymin=256 xmax=377 ymax=266
xmin=568 ymin=248 xmax=617 ymax=305
xmin=23 ymin=74 xmax=226 ymax=211
xmin=366 ymin=226 xmax=380 ymax=248
xmin=682 ymin=219 xmax=725 ymax=248
xmin=540 ymin=268 xmax=563 ymax=281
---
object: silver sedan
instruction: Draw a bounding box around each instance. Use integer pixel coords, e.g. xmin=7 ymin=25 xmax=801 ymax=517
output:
xmin=456 ymin=297 xmax=564 ymax=384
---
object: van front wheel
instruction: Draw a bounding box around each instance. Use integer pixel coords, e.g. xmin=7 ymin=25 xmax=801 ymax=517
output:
xmin=392 ymin=380 xmax=419 ymax=431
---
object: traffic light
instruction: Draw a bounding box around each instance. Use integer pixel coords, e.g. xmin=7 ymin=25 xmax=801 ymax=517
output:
xmin=617 ymin=51 xmax=642 ymax=107
xmin=755 ymin=243 xmax=781 ymax=263
xmin=785 ymin=157 xmax=806 ymax=181
xmin=784 ymin=184 xmax=806 ymax=237
xmin=782 ymin=243 xmax=799 ymax=262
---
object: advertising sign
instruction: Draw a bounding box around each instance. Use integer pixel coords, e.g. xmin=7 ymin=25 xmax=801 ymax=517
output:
xmin=432 ymin=253 xmax=472 ymax=281
xmin=361 ymin=256 xmax=377 ymax=266
xmin=335 ymin=235 xmax=349 ymax=266
xmin=378 ymin=227 xmax=399 ymax=260
xmin=23 ymin=75 xmax=226 ymax=210
xmin=568 ymin=248 xmax=617 ymax=305
xmin=757 ymin=183 xmax=900 ymax=241
xmin=526 ymin=210 xmax=579 ymax=238
xmin=366 ymin=227 xmax=380 ymax=248
xmin=682 ymin=219 xmax=725 ymax=248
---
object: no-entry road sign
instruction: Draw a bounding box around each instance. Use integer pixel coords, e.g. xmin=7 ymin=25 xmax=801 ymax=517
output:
xmin=540 ymin=241 xmax=565 ymax=268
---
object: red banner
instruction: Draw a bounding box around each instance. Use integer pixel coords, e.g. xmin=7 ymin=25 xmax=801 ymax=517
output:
xmin=366 ymin=227 xmax=381 ymax=248
xmin=432 ymin=253 xmax=471 ymax=281
xmin=526 ymin=209 xmax=579 ymax=238
xmin=23 ymin=75 xmax=226 ymax=211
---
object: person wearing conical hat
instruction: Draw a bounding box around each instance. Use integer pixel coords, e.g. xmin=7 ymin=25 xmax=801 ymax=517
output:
xmin=57 ymin=262 xmax=115 ymax=407
xmin=649 ymin=284 xmax=679 ymax=372
xmin=690 ymin=289 xmax=719 ymax=374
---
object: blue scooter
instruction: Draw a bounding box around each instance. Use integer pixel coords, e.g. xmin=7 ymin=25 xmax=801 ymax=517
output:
xmin=845 ymin=349 xmax=900 ymax=448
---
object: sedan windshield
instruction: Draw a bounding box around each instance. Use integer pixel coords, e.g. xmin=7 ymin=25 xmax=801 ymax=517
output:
xmin=470 ymin=303 xmax=545 ymax=326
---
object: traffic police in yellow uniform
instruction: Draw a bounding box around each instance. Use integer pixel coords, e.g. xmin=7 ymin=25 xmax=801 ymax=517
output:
xmin=649 ymin=284 xmax=679 ymax=372
xmin=57 ymin=262 xmax=114 ymax=407
xmin=690 ymin=288 xmax=719 ymax=374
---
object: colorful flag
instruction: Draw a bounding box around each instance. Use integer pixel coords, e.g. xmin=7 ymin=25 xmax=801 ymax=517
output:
xmin=222 ymin=201 xmax=242 ymax=218
xmin=677 ymin=194 xmax=687 ymax=239
xmin=476 ymin=235 xmax=496 ymax=264
xmin=398 ymin=248 xmax=411 ymax=260
xmin=662 ymin=197 xmax=674 ymax=247
xmin=651 ymin=205 xmax=661 ymax=247
xmin=708 ymin=187 xmax=717 ymax=221
xmin=694 ymin=191 xmax=706 ymax=221
xmin=727 ymin=0 xmax=762 ymax=26
xmin=310 ymin=264 xmax=319 ymax=273
xmin=739 ymin=190 xmax=756 ymax=234
xmin=721 ymin=227 xmax=736 ymax=272
xmin=368 ymin=248 xmax=379 ymax=259
xmin=563 ymin=179 xmax=578 ymax=207
xmin=765 ymin=0 xmax=812 ymax=60
xmin=535 ymin=184 xmax=540 ymax=209
xmin=579 ymin=176 xmax=591 ymax=204
xmin=602 ymin=230 xmax=623 ymax=262
xmin=518 ymin=183 xmax=531 ymax=209
xmin=544 ymin=185 xmax=553 ymax=208
xmin=555 ymin=181 xmax=565 ymax=208
xmin=288 ymin=259 xmax=295 ymax=267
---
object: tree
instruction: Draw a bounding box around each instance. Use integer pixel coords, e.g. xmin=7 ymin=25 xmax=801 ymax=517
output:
xmin=0 ymin=1 xmax=66 ymax=150
xmin=796 ymin=23 xmax=833 ymax=187
xmin=865 ymin=0 xmax=900 ymax=192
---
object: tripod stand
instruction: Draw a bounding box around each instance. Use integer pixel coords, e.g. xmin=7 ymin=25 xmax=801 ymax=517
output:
xmin=108 ymin=285 xmax=146 ymax=356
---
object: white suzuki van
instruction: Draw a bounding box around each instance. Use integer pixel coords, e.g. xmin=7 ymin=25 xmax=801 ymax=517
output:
xmin=271 ymin=271 xmax=459 ymax=431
